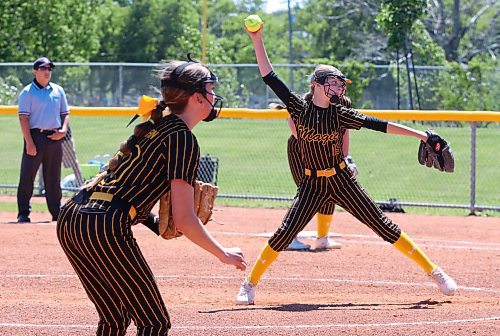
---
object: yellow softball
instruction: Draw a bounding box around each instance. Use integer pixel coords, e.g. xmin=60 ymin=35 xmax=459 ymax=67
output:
xmin=244 ymin=14 xmax=263 ymax=33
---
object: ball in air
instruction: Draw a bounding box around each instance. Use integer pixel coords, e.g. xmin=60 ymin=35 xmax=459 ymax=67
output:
xmin=244 ymin=14 xmax=263 ymax=33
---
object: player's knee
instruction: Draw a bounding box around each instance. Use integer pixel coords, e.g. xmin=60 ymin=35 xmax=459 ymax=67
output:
xmin=139 ymin=320 xmax=171 ymax=335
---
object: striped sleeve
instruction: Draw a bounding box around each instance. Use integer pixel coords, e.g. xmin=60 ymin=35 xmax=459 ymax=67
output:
xmin=337 ymin=105 xmax=366 ymax=130
xmin=164 ymin=130 xmax=200 ymax=185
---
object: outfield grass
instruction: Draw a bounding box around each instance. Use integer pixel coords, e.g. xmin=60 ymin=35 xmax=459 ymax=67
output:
xmin=2 ymin=115 xmax=499 ymax=215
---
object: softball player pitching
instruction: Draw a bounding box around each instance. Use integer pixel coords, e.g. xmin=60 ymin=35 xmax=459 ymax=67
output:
xmin=283 ymin=96 xmax=356 ymax=251
xmin=57 ymin=57 xmax=246 ymax=335
xmin=236 ymin=22 xmax=457 ymax=305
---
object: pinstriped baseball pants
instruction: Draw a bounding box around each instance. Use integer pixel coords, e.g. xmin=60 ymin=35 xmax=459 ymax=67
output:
xmin=269 ymin=168 xmax=402 ymax=252
xmin=57 ymin=200 xmax=171 ymax=336
xmin=287 ymin=135 xmax=335 ymax=216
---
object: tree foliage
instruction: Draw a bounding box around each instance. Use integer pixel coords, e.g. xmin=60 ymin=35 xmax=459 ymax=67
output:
xmin=0 ymin=0 xmax=497 ymax=111
xmin=376 ymin=0 xmax=427 ymax=51
xmin=422 ymin=0 xmax=499 ymax=63
xmin=299 ymin=0 xmax=385 ymax=62
xmin=434 ymin=59 xmax=498 ymax=111
xmin=0 ymin=0 xmax=102 ymax=62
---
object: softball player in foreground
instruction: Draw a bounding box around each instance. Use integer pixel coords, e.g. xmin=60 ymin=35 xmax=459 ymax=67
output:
xmin=236 ymin=23 xmax=457 ymax=305
xmin=283 ymin=96 xmax=356 ymax=251
xmin=57 ymin=57 xmax=246 ymax=335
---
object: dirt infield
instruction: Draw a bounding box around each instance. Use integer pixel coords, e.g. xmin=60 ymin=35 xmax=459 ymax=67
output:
xmin=0 ymin=206 xmax=499 ymax=336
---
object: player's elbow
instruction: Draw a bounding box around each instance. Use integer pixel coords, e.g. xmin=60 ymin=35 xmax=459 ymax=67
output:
xmin=172 ymin=210 xmax=198 ymax=232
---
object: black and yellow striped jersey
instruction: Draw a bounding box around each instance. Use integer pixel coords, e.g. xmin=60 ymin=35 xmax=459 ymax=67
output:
xmin=264 ymin=72 xmax=366 ymax=169
xmin=92 ymin=113 xmax=200 ymax=221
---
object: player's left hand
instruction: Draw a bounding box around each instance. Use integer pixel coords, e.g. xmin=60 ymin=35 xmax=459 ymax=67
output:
xmin=418 ymin=129 xmax=454 ymax=173
xmin=345 ymin=155 xmax=358 ymax=178
xmin=48 ymin=129 xmax=67 ymax=141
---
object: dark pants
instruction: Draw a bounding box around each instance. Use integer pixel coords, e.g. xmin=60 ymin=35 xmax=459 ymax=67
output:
xmin=269 ymin=166 xmax=402 ymax=252
xmin=287 ymin=135 xmax=335 ymax=215
xmin=17 ymin=130 xmax=62 ymax=219
xmin=57 ymin=197 xmax=171 ymax=335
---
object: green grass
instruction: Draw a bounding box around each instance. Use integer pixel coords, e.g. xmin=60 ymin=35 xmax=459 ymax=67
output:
xmin=0 ymin=201 xmax=48 ymax=212
xmin=2 ymin=115 xmax=499 ymax=216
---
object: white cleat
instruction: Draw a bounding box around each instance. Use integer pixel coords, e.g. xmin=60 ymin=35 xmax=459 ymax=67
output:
xmin=286 ymin=238 xmax=311 ymax=251
xmin=429 ymin=266 xmax=457 ymax=296
xmin=315 ymin=236 xmax=342 ymax=250
xmin=236 ymin=279 xmax=257 ymax=305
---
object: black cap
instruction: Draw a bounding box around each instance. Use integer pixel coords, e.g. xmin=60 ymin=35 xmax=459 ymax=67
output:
xmin=33 ymin=57 xmax=55 ymax=69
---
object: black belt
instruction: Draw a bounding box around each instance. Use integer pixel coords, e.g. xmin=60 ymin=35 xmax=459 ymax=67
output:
xmin=305 ymin=161 xmax=347 ymax=178
xmin=72 ymin=190 xmax=137 ymax=220
xmin=31 ymin=128 xmax=55 ymax=135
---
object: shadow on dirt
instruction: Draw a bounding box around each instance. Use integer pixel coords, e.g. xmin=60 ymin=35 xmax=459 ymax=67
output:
xmin=199 ymin=299 xmax=452 ymax=313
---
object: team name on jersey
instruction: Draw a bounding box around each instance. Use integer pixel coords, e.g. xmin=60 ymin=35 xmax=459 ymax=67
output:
xmin=297 ymin=125 xmax=339 ymax=145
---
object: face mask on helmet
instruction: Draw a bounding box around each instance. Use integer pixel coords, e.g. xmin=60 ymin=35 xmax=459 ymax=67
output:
xmin=161 ymin=53 xmax=224 ymax=122
xmin=314 ymin=71 xmax=351 ymax=104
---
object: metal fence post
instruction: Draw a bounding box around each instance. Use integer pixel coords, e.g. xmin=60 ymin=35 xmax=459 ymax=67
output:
xmin=470 ymin=122 xmax=477 ymax=215
xmin=265 ymin=85 xmax=269 ymax=108
xmin=118 ymin=64 xmax=123 ymax=106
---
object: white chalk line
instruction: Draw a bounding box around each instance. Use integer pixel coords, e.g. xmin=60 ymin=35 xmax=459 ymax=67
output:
xmin=1 ymin=274 xmax=499 ymax=294
xmin=1 ymin=229 xmax=498 ymax=332
xmin=1 ymin=316 xmax=499 ymax=331
xmin=225 ymin=230 xmax=500 ymax=251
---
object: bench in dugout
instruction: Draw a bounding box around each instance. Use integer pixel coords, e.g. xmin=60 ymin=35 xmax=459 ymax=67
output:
xmin=197 ymin=154 xmax=219 ymax=185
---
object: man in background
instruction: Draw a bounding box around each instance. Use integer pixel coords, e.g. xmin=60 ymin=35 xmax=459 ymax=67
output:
xmin=17 ymin=57 xmax=70 ymax=223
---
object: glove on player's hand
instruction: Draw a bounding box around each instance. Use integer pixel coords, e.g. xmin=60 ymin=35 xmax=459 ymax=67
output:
xmin=418 ymin=129 xmax=455 ymax=173
xmin=158 ymin=181 xmax=219 ymax=239
xmin=344 ymin=155 xmax=358 ymax=178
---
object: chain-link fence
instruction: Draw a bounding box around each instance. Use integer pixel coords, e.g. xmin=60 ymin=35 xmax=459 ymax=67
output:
xmin=1 ymin=111 xmax=499 ymax=214
xmin=1 ymin=63 xmax=498 ymax=110
xmin=1 ymin=63 xmax=499 ymax=214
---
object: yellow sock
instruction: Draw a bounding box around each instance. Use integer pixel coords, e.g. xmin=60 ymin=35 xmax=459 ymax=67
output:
xmin=317 ymin=213 xmax=333 ymax=238
xmin=248 ymin=243 xmax=279 ymax=285
xmin=393 ymin=231 xmax=436 ymax=274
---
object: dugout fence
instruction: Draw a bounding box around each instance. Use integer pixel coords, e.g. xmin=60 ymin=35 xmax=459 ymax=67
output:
xmin=1 ymin=107 xmax=499 ymax=215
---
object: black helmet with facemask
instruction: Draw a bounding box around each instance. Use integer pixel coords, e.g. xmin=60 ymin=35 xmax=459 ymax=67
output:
xmin=161 ymin=54 xmax=224 ymax=122
xmin=313 ymin=67 xmax=352 ymax=104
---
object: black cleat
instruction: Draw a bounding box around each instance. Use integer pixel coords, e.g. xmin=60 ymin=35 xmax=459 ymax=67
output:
xmin=17 ymin=215 xmax=31 ymax=223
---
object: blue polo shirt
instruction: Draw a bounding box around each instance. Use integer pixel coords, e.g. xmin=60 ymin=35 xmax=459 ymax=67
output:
xmin=18 ymin=79 xmax=70 ymax=130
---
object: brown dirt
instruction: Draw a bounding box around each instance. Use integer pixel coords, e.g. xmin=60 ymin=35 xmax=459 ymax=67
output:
xmin=0 ymin=203 xmax=499 ymax=335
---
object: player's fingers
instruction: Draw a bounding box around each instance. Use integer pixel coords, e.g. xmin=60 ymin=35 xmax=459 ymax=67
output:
xmin=236 ymin=261 xmax=247 ymax=271
xmin=235 ymin=255 xmax=247 ymax=270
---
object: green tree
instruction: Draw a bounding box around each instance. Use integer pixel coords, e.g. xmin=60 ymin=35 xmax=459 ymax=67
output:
xmin=0 ymin=0 xmax=102 ymax=62
xmin=422 ymin=0 xmax=499 ymax=63
xmin=376 ymin=0 xmax=427 ymax=51
xmin=118 ymin=0 xmax=199 ymax=62
xmin=91 ymin=0 xmax=129 ymax=62
xmin=0 ymin=75 xmax=21 ymax=105
xmin=205 ymin=4 xmax=293 ymax=107
xmin=434 ymin=58 xmax=499 ymax=111
xmin=298 ymin=0 xmax=385 ymax=62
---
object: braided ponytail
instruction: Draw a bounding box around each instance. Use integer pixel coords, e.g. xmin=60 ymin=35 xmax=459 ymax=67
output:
xmin=108 ymin=101 xmax=166 ymax=172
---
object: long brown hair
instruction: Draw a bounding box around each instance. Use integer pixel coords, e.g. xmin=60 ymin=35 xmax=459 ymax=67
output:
xmin=106 ymin=61 xmax=212 ymax=172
